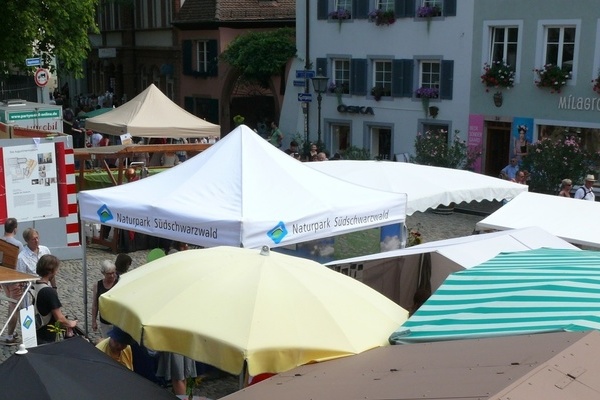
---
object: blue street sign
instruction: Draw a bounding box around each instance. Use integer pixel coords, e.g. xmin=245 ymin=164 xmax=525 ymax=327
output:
xmin=293 ymin=80 xmax=306 ymax=87
xmin=297 ymin=93 xmax=313 ymax=102
xmin=295 ymin=70 xmax=316 ymax=79
xmin=26 ymin=57 xmax=41 ymax=67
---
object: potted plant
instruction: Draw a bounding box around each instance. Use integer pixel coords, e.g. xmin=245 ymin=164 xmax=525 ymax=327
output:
xmin=328 ymin=8 xmax=351 ymax=31
xmin=534 ymin=64 xmax=571 ymax=93
xmin=481 ymin=61 xmax=515 ymax=91
xmin=368 ymin=9 xmax=396 ymax=26
xmin=371 ymin=85 xmax=386 ymax=101
xmin=592 ymin=70 xmax=600 ymax=94
xmin=329 ymin=81 xmax=348 ymax=104
xmin=233 ymin=114 xmax=245 ymax=127
xmin=415 ymin=86 xmax=439 ymax=117
xmin=417 ymin=4 xmax=441 ymax=31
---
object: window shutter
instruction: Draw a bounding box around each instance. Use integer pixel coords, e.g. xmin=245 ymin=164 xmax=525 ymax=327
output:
xmin=440 ymin=60 xmax=454 ymax=100
xmin=317 ymin=0 xmax=329 ymax=20
xmin=396 ymin=0 xmax=416 ymax=18
xmin=443 ymin=0 xmax=457 ymax=16
xmin=392 ymin=60 xmax=403 ymax=97
xmin=184 ymin=97 xmax=194 ymax=113
xmin=206 ymin=99 xmax=219 ymax=125
xmin=316 ymin=58 xmax=328 ymax=78
xmin=398 ymin=59 xmax=414 ymax=97
xmin=353 ymin=0 xmax=369 ymax=19
xmin=182 ymin=40 xmax=192 ymax=76
xmin=207 ymin=40 xmax=218 ymax=77
xmin=351 ymin=59 xmax=367 ymax=96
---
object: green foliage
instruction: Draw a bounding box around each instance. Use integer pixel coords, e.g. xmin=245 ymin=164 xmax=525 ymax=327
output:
xmin=0 ymin=0 xmax=98 ymax=77
xmin=412 ymin=129 xmax=481 ymax=170
xmin=343 ymin=145 xmax=371 ymax=160
xmin=220 ymin=28 xmax=296 ymax=85
xmin=521 ymin=135 xmax=599 ymax=194
xmin=233 ymin=115 xmax=245 ymax=126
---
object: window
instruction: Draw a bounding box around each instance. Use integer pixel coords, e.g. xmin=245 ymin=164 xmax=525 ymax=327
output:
xmin=332 ymin=59 xmax=350 ymax=94
xmin=419 ymin=0 xmax=443 ymax=16
xmin=376 ymin=0 xmax=394 ymax=11
xmin=335 ymin=0 xmax=352 ymax=12
xmin=419 ymin=60 xmax=440 ymax=89
xmin=422 ymin=0 xmax=443 ymax=8
xmin=373 ymin=60 xmax=392 ymax=97
xmin=194 ymin=41 xmax=209 ymax=73
xmin=330 ymin=124 xmax=351 ymax=154
xmin=544 ymin=26 xmax=575 ymax=73
xmin=490 ymin=27 xmax=518 ymax=68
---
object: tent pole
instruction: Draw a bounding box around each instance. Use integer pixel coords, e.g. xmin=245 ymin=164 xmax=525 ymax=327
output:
xmin=81 ymin=221 xmax=89 ymax=336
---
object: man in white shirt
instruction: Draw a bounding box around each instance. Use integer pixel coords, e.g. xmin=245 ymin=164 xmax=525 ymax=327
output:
xmin=17 ymin=228 xmax=52 ymax=282
xmin=574 ymin=175 xmax=596 ymax=201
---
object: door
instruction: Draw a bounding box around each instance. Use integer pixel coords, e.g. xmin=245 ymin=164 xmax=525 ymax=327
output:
xmin=485 ymin=122 xmax=511 ymax=177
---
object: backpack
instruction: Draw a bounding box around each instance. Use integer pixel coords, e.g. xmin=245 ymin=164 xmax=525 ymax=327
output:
xmin=27 ymin=282 xmax=53 ymax=330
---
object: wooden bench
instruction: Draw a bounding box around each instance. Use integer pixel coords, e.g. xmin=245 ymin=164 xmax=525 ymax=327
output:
xmin=0 ymin=240 xmax=19 ymax=269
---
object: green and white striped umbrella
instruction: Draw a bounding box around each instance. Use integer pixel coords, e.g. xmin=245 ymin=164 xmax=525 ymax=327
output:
xmin=390 ymin=248 xmax=600 ymax=344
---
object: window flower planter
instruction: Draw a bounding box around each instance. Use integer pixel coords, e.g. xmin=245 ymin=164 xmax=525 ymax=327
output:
xmin=328 ymin=8 xmax=351 ymax=32
xmin=534 ymin=64 xmax=571 ymax=94
xmin=368 ymin=9 xmax=396 ymax=26
xmin=481 ymin=61 xmax=515 ymax=91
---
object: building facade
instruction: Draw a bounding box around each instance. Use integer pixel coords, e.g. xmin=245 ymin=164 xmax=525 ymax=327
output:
xmin=280 ymin=0 xmax=473 ymax=161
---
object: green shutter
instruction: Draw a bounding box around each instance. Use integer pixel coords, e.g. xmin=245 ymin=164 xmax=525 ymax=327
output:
xmin=207 ymin=40 xmax=218 ymax=77
xmin=182 ymin=40 xmax=192 ymax=76
xmin=443 ymin=0 xmax=457 ymax=16
xmin=317 ymin=0 xmax=329 ymax=20
xmin=440 ymin=60 xmax=454 ymax=100
xmin=400 ymin=59 xmax=414 ymax=97
xmin=396 ymin=0 xmax=415 ymax=18
xmin=351 ymin=59 xmax=367 ymax=96
xmin=354 ymin=0 xmax=369 ymax=19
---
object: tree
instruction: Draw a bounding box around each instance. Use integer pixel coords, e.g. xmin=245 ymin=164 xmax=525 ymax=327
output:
xmin=0 ymin=0 xmax=98 ymax=77
xmin=220 ymin=28 xmax=296 ymax=86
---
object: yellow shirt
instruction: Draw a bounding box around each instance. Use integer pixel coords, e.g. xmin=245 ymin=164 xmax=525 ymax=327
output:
xmin=96 ymin=338 xmax=133 ymax=370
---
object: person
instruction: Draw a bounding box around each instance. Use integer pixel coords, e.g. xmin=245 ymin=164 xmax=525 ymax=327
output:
xmin=115 ymin=253 xmax=133 ymax=275
xmin=514 ymin=170 xmax=527 ymax=185
xmin=558 ymin=179 xmax=573 ymax=198
xmin=166 ymin=241 xmax=188 ymax=255
xmin=33 ymin=255 xmax=78 ymax=344
xmin=1 ymin=218 xmax=23 ymax=252
xmin=18 ymin=228 xmax=54 ymax=286
xmin=92 ymin=260 xmax=119 ymax=338
xmin=500 ymin=158 xmax=519 ymax=181
xmin=268 ymin=121 xmax=283 ymax=148
xmin=96 ymin=326 xmax=134 ymax=370
xmin=161 ymin=151 xmax=178 ymax=167
xmin=284 ymin=140 xmax=299 ymax=156
xmin=317 ymin=152 xmax=328 ymax=161
xmin=99 ymin=134 xmax=111 ymax=147
xmin=156 ymin=352 xmax=198 ymax=395
xmin=124 ymin=167 xmax=139 ymax=183
xmin=0 ymin=218 xmax=23 ymax=344
xmin=514 ymin=125 xmax=529 ymax=161
xmin=309 ymin=143 xmax=318 ymax=159
xmin=574 ymin=174 xmax=596 ymax=201
xmin=90 ymin=131 xmax=103 ymax=147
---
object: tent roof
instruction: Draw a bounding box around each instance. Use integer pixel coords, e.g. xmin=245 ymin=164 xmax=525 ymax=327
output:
xmin=476 ymin=192 xmax=600 ymax=248
xmin=391 ymin=248 xmax=600 ymax=344
xmin=307 ymin=160 xmax=527 ymax=215
xmin=221 ymin=330 xmax=600 ymax=400
xmin=84 ymin=84 xmax=220 ymax=138
xmin=78 ymin=125 xmax=407 ymax=249
xmin=326 ymin=226 xmax=578 ymax=270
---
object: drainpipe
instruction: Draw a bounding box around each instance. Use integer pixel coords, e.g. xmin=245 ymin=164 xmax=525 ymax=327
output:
xmin=303 ymin=0 xmax=311 ymax=144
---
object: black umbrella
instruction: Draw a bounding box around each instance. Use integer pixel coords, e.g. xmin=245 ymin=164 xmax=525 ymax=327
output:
xmin=0 ymin=337 xmax=177 ymax=400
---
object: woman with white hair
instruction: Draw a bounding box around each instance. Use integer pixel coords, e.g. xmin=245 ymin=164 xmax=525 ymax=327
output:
xmin=91 ymin=260 xmax=118 ymax=337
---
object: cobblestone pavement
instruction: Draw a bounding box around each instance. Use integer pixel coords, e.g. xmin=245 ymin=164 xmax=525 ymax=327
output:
xmin=0 ymin=209 xmax=484 ymax=398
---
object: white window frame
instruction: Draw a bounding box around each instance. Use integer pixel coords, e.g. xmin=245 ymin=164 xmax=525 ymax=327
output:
xmin=376 ymin=0 xmax=394 ymax=11
xmin=194 ymin=40 xmax=209 ymax=73
xmin=373 ymin=59 xmax=392 ymax=96
xmin=482 ymin=21 xmax=523 ymax=84
xmin=332 ymin=58 xmax=350 ymax=94
xmin=335 ymin=0 xmax=352 ymax=13
xmin=535 ymin=19 xmax=580 ymax=84
xmin=418 ymin=59 xmax=440 ymax=89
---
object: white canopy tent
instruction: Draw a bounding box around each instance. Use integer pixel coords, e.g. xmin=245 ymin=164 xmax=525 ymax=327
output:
xmin=84 ymin=84 xmax=220 ymax=138
xmin=307 ymin=160 xmax=527 ymax=215
xmin=476 ymin=192 xmax=600 ymax=248
xmin=78 ymin=125 xmax=407 ymax=249
xmin=325 ymin=227 xmax=577 ymax=310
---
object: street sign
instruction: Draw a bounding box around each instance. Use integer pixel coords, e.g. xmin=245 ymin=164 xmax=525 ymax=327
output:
xmin=25 ymin=57 xmax=41 ymax=67
xmin=297 ymin=93 xmax=313 ymax=102
xmin=34 ymin=68 xmax=50 ymax=87
xmin=293 ymin=80 xmax=306 ymax=87
xmin=295 ymin=70 xmax=316 ymax=79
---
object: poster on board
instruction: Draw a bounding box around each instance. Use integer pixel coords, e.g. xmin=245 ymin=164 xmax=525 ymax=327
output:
xmin=1 ymin=142 xmax=59 ymax=222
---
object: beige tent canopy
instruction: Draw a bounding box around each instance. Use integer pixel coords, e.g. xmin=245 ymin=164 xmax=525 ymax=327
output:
xmin=84 ymin=84 xmax=220 ymax=138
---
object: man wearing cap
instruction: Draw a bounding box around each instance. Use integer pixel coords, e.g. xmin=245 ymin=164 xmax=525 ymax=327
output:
xmin=96 ymin=327 xmax=134 ymax=370
xmin=574 ymin=175 xmax=596 ymax=201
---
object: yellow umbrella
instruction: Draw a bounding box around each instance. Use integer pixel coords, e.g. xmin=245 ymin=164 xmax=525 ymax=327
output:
xmin=100 ymin=246 xmax=408 ymax=376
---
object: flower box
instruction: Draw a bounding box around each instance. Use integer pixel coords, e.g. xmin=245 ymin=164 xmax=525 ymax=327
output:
xmin=417 ymin=5 xmax=442 ymax=18
xmin=415 ymin=86 xmax=439 ymax=99
xmin=534 ymin=64 xmax=571 ymax=93
xmin=368 ymin=9 xmax=396 ymax=26
xmin=481 ymin=61 xmax=515 ymax=90
xmin=328 ymin=8 xmax=351 ymax=20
